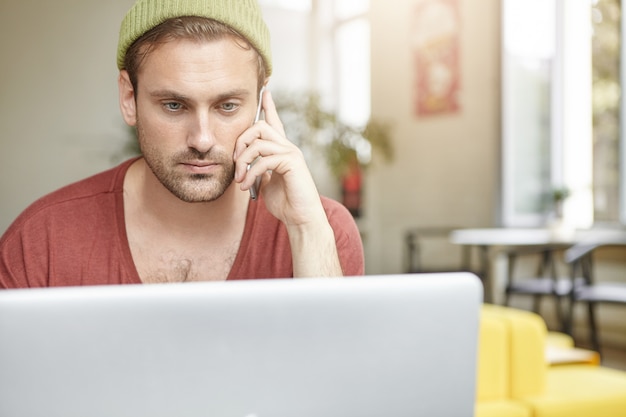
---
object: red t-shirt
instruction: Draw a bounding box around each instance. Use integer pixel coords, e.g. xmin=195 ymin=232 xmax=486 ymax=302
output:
xmin=0 ymin=159 xmax=364 ymax=288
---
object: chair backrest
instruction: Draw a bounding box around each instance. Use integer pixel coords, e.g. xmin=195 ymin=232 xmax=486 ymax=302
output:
xmin=564 ymin=238 xmax=626 ymax=285
xmin=481 ymin=305 xmax=548 ymax=398
xmin=565 ymin=234 xmax=626 ymax=265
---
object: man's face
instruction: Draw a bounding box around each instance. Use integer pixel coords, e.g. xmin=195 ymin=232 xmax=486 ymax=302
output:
xmin=121 ymin=37 xmax=260 ymax=202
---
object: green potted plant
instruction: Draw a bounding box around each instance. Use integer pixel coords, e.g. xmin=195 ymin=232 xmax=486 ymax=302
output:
xmin=551 ymin=186 xmax=571 ymax=219
xmin=273 ymin=90 xmax=393 ymax=216
xmin=548 ymin=186 xmax=573 ymax=240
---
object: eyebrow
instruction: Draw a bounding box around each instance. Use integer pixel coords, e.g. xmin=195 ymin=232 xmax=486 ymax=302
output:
xmin=148 ymin=88 xmax=252 ymax=102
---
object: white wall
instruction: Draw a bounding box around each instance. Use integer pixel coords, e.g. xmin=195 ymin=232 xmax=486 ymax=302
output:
xmin=363 ymin=0 xmax=501 ymax=274
xmin=0 ymin=0 xmax=136 ymax=233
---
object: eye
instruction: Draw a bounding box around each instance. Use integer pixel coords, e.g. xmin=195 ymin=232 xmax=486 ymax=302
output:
xmin=163 ymin=102 xmax=183 ymax=112
xmin=220 ymin=102 xmax=239 ymax=113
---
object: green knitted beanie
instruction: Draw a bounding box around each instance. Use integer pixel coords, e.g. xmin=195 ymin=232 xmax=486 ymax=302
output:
xmin=117 ymin=0 xmax=272 ymax=75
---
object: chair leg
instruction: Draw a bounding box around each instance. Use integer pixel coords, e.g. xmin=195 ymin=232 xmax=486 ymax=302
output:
xmin=548 ymin=251 xmax=567 ymax=331
xmin=530 ymin=250 xmax=552 ymax=315
xmin=532 ymin=294 xmax=542 ymax=314
xmin=405 ymin=232 xmax=417 ymax=273
xmin=565 ymin=259 xmax=578 ymax=337
xmin=587 ymin=301 xmax=601 ymax=355
xmin=555 ymin=295 xmax=567 ymax=333
xmin=504 ymin=252 xmax=517 ymax=306
xmin=565 ymin=299 xmax=575 ymax=337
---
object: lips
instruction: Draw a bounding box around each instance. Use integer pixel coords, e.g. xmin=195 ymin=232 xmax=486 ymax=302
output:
xmin=181 ymin=160 xmax=219 ymax=174
xmin=186 ymin=160 xmax=213 ymax=167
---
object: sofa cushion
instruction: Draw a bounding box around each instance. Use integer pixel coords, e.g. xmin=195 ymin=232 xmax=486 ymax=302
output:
xmin=546 ymin=331 xmax=575 ymax=349
xmin=476 ymin=311 xmax=508 ymax=401
xmin=475 ymin=400 xmax=531 ymax=417
xmin=521 ymin=364 xmax=626 ymax=417
xmin=481 ymin=304 xmax=547 ymax=398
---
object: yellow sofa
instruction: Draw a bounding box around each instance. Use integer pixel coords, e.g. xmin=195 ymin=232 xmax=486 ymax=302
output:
xmin=476 ymin=305 xmax=626 ymax=417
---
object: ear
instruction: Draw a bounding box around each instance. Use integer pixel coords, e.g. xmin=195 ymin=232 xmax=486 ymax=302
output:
xmin=118 ymin=70 xmax=137 ymax=126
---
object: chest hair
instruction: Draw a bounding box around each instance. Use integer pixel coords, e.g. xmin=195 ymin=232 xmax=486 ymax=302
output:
xmin=132 ymin=240 xmax=240 ymax=283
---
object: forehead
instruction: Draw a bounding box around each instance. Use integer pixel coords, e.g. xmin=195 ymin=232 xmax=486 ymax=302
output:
xmin=136 ymin=37 xmax=259 ymax=93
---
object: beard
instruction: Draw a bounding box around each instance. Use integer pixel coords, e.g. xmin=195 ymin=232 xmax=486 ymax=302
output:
xmin=135 ymin=120 xmax=235 ymax=203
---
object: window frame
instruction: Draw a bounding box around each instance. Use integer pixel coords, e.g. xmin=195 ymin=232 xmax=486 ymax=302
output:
xmin=501 ymin=0 xmax=620 ymax=228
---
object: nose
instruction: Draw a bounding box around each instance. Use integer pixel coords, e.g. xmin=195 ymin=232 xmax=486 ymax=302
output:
xmin=186 ymin=111 xmax=215 ymax=153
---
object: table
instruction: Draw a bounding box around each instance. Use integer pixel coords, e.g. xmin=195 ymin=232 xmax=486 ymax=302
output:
xmin=449 ymin=228 xmax=626 ymax=303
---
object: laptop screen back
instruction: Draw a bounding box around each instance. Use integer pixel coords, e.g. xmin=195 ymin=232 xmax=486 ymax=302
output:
xmin=0 ymin=273 xmax=482 ymax=417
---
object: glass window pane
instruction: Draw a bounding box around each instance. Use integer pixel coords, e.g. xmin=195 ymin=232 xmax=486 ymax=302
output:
xmin=336 ymin=18 xmax=370 ymax=127
xmin=507 ymin=60 xmax=552 ymax=216
xmin=502 ymin=0 xmax=556 ymax=225
xmin=334 ymin=0 xmax=369 ymax=20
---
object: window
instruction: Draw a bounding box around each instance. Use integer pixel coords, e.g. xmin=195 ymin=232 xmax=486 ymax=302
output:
xmin=502 ymin=0 xmax=624 ymax=227
xmin=592 ymin=0 xmax=622 ymax=223
xmin=502 ymin=0 xmax=556 ymax=227
xmin=334 ymin=2 xmax=370 ymax=128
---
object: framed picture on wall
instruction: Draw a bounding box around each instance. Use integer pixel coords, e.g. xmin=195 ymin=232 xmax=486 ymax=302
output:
xmin=412 ymin=0 xmax=461 ymax=116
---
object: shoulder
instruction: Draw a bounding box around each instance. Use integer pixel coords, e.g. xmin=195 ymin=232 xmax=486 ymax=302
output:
xmin=0 ymin=159 xmax=138 ymax=288
xmin=320 ymin=196 xmax=364 ymax=276
xmin=236 ymin=194 xmax=364 ymax=278
xmin=1 ymin=159 xmax=134 ymax=241
xmin=319 ymin=196 xmax=359 ymax=233
xmin=35 ymin=159 xmax=133 ymax=209
xmin=320 ymin=196 xmax=352 ymax=218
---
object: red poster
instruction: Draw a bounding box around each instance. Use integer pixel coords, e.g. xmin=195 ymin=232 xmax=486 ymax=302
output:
xmin=413 ymin=0 xmax=461 ymax=116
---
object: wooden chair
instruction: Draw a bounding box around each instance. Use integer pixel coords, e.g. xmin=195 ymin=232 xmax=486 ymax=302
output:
xmin=404 ymin=227 xmax=468 ymax=273
xmin=504 ymin=245 xmax=574 ymax=332
xmin=564 ymin=240 xmax=626 ymax=355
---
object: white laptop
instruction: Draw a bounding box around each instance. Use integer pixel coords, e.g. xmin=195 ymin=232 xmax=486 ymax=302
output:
xmin=0 ymin=273 xmax=482 ymax=417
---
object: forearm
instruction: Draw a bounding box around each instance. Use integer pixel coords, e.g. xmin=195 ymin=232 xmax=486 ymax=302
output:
xmin=287 ymin=221 xmax=343 ymax=278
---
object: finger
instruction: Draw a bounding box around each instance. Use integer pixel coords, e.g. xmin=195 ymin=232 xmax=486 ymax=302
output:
xmin=234 ymin=118 xmax=289 ymax=165
xmin=262 ymin=90 xmax=286 ymax=137
xmin=234 ymin=137 xmax=286 ymax=182
xmin=233 ymin=125 xmax=258 ymax=162
xmin=239 ymin=161 xmax=273 ymax=192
